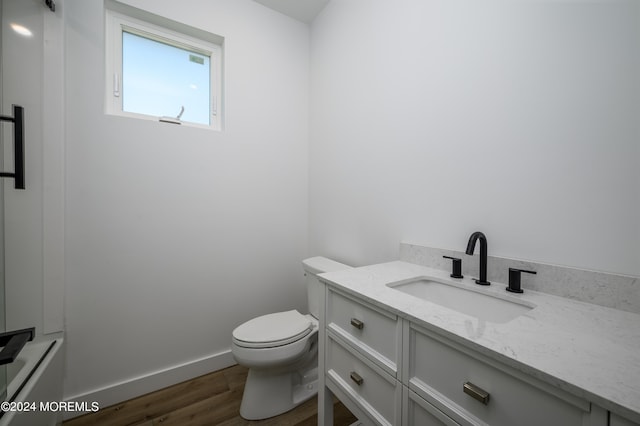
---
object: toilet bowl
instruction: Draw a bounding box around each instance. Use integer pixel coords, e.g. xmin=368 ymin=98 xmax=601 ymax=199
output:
xmin=231 ymin=257 xmax=351 ymax=420
xmin=231 ymin=310 xmax=319 ymax=420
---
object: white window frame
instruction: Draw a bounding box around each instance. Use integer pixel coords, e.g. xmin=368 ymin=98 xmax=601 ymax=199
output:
xmin=105 ymin=8 xmax=222 ymax=130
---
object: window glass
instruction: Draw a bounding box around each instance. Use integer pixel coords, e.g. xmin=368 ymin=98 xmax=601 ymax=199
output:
xmin=122 ymin=31 xmax=211 ymax=125
xmin=105 ymin=3 xmax=222 ymax=130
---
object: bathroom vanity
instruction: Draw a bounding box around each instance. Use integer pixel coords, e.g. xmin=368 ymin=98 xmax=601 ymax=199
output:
xmin=316 ymin=259 xmax=640 ymax=426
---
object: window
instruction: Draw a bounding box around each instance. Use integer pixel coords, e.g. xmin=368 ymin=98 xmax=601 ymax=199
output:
xmin=105 ymin=4 xmax=222 ymax=129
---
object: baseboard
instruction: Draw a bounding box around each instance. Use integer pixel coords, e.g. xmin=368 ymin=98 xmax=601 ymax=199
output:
xmin=63 ymin=349 xmax=235 ymax=420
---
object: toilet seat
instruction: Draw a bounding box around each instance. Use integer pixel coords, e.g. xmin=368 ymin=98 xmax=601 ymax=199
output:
xmin=232 ymin=310 xmax=312 ymax=349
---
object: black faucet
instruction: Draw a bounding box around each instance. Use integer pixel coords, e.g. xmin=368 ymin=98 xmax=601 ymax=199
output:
xmin=465 ymin=231 xmax=491 ymax=285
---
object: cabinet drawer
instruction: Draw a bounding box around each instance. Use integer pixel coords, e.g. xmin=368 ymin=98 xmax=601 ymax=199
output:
xmin=327 ymin=288 xmax=401 ymax=375
xmin=408 ymin=324 xmax=590 ymax=426
xmin=610 ymin=413 xmax=639 ymax=426
xmin=326 ymin=333 xmax=401 ymax=425
xmin=404 ymin=387 xmax=460 ymax=426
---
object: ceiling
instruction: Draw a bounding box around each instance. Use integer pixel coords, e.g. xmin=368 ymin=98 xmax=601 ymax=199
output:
xmin=252 ymin=0 xmax=330 ymax=24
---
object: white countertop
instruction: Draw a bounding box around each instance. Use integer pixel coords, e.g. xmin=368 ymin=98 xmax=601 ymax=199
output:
xmin=319 ymin=261 xmax=640 ymax=423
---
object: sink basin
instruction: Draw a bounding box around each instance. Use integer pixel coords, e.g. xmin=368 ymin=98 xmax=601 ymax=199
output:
xmin=387 ymin=277 xmax=533 ymax=323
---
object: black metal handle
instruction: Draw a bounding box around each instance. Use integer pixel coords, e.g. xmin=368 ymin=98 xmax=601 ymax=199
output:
xmin=0 ymin=105 xmax=25 ymax=189
xmin=44 ymin=0 xmax=56 ymax=12
xmin=350 ymin=371 xmax=363 ymax=386
xmin=506 ymin=268 xmax=537 ymax=294
xmin=350 ymin=318 xmax=364 ymax=330
xmin=0 ymin=327 xmax=35 ymax=365
xmin=443 ymin=256 xmax=463 ymax=279
xmin=463 ymin=381 xmax=490 ymax=405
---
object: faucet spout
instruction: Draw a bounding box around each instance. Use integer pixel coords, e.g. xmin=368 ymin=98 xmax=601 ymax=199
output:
xmin=465 ymin=231 xmax=491 ymax=285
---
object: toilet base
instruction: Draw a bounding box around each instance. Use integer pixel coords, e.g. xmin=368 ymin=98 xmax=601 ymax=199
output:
xmin=239 ymin=365 xmax=318 ymax=420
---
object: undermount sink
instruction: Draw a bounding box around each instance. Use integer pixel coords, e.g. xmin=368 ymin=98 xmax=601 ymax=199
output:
xmin=387 ymin=277 xmax=533 ymax=323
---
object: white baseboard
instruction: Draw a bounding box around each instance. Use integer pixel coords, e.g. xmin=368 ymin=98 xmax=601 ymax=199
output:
xmin=63 ymin=349 xmax=235 ymax=420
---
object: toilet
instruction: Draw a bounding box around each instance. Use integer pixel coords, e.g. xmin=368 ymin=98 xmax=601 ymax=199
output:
xmin=231 ymin=256 xmax=351 ymax=420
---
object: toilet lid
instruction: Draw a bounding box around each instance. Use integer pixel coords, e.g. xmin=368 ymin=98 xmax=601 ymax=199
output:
xmin=232 ymin=310 xmax=312 ymax=347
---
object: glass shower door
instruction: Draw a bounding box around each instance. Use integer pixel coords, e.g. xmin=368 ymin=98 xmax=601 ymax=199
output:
xmin=0 ymin=165 xmax=5 ymax=404
xmin=0 ymin=178 xmax=5 ymax=403
xmin=0 ymin=0 xmax=6 ymax=403
xmin=0 ymin=0 xmax=52 ymax=405
xmin=0 ymin=0 xmax=33 ymax=402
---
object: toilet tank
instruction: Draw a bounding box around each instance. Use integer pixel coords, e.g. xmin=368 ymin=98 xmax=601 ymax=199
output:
xmin=302 ymin=257 xmax=351 ymax=318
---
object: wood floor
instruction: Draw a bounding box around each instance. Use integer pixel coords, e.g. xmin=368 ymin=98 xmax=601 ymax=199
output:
xmin=64 ymin=365 xmax=357 ymax=426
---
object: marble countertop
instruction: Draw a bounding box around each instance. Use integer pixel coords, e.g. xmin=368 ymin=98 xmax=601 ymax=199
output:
xmin=319 ymin=261 xmax=640 ymax=423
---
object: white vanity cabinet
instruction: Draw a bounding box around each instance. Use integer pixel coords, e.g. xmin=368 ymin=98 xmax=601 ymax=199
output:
xmin=319 ymin=283 xmax=611 ymax=426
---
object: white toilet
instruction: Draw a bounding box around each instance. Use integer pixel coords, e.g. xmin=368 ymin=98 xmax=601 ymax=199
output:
xmin=231 ymin=256 xmax=351 ymax=420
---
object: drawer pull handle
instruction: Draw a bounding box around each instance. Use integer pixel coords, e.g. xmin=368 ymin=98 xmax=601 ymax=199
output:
xmin=350 ymin=318 xmax=364 ymax=329
xmin=463 ymin=382 xmax=490 ymax=405
xmin=350 ymin=371 xmax=364 ymax=386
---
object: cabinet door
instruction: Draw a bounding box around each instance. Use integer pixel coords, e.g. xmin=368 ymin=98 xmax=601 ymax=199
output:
xmin=610 ymin=413 xmax=640 ymax=426
xmin=403 ymin=386 xmax=460 ymax=426
xmin=326 ymin=332 xmax=402 ymax=426
xmin=406 ymin=322 xmax=591 ymax=426
xmin=327 ymin=288 xmax=402 ymax=377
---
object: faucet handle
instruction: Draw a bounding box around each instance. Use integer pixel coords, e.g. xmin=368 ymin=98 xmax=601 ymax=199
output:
xmin=506 ymin=268 xmax=537 ymax=293
xmin=443 ymin=256 xmax=464 ymax=279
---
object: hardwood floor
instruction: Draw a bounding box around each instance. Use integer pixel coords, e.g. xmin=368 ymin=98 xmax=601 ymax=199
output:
xmin=64 ymin=365 xmax=357 ymax=426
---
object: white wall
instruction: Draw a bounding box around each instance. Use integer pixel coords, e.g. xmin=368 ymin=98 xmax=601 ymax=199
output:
xmin=309 ymin=0 xmax=640 ymax=277
xmin=64 ymin=0 xmax=309 ymax=400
